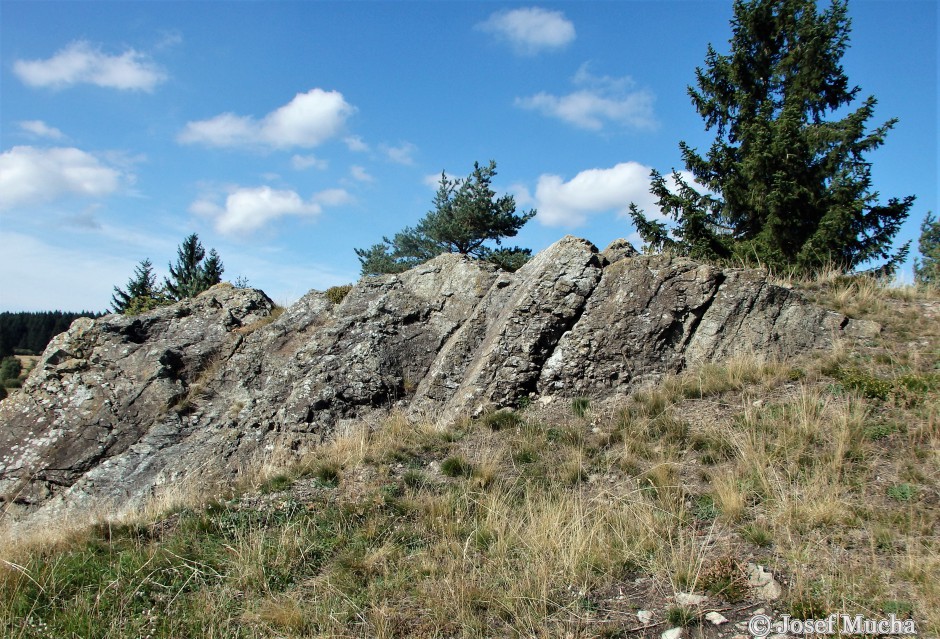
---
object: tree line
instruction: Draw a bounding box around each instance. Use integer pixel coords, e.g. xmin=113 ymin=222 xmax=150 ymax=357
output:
xmin=0 ymin=311 xmax=104 ymax=359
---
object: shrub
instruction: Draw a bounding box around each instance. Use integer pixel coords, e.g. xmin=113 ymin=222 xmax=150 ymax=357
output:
xmin=325 ymin=284 xmax=353 ymax=305
xmin=440 ymin=456 xmax=473 ymax=478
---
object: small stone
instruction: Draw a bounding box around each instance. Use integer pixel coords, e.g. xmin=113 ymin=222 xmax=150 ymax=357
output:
xmin=675 ymin=592 xmax=707 ymax=607
xmin=747 ymin=564 xmax=782 ymax=600
xmin=637 ymin=610 xmax=653 ymax=624
xmin=705 ymin=611 xmax=729 ymax=626
xmin=661 ymin=628 xmax=684 ymax=639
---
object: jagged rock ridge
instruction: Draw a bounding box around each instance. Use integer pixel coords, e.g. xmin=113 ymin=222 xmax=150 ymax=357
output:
xmin=0 ymin=236 xmax=872 ymax=530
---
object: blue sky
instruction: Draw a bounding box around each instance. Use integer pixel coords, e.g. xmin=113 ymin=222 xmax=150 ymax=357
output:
xmin=1 ymin=1 xmax=936 ymax=312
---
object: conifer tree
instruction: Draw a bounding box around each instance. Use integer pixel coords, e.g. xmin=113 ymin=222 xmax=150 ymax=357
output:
xmin=630 ymin=0 xmax=914 ymax=273
xmin=111 ymin=258 xmax=162 ymax=313
xmin=914 ymin=212 xmax=939 ymax=287
xmin=165 ymin=234 xmax=224 ymax=300
xmin=356 ymin=161 xmax=535 ymax=276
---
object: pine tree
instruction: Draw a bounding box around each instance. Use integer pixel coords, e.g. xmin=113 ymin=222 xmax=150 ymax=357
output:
xmin=914 ymin=212 xmax=940 ymax=287
xmin=111 ymin=258 xmax=162 ymax=313
xmin=200 ymin=249 xmax=225 ymax=290
xmin=165 ymin=234 xmax=224 ymax=300
xmin=630 ymin=0 xmax=914 ymax=274
xmin=356 ymin=161 xmax=535 ymax=276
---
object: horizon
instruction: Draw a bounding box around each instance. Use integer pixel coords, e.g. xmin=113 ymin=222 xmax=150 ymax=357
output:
xmin=1 ymin=0 xmax=936 ymax=312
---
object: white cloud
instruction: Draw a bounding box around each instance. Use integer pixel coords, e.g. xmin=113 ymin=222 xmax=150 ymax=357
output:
xmin=530 ymin=163 xmax=701 ymax=227
xmin=381 ymin=142 xmax=417 ymax=165
xmin=291 ymin=154 xmax=328 ymax=170
xmin=178 ymin=89 xmax=355 ymax=149
xmin=18 ymin=120 xmax=66 ymax=140
xmin=516 ymin=64 xmax=656 ymax=131
xmin=350 ymin=165 xmax=374 ymax=182
xmin=0 ymin=146 xmax=124 ymax=211
xmin=191 ymin=185 xmax=351 ymax=235
xmin=477 ymin=7 xmax=575 ymax=55
xmin=313 ymin=188 xmax=354 ymax=206
xmin=344 ymin=136 xmax=370 ymax=152
xmin=13 ymin=40 xmax=167 ymax=92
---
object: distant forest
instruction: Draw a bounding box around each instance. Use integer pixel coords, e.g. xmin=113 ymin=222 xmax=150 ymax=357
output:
xmin=0 ymin=311 xmax=105 ymax=358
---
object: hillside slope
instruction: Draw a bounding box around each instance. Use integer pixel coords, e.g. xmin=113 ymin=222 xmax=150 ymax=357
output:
xmin=0 ymin=237 xmax=881 ymax=534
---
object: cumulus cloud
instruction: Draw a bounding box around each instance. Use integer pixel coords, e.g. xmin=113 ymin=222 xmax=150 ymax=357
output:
xmin=178 ymin=89 xmax=355 ymax=149
xmin=0 ymin=146 xmax=124 ymax=211
xmin=13 ymin=40 xmax=167 ymax=91
xmin=526 ymin=162 xmax=698 ymax=228
xmin=18 ymin=120 xmax=66 ymax=140
xmin=516 ymin=63 xmax=656 ymax=131
xmin=477 ymin=7 xmax=575 ymax=55
xmin=191 ymin=185 xmax=351 ymax=235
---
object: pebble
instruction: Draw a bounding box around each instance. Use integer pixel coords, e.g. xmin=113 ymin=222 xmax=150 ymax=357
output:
xmin=705 ymin=611 xmax=729 ymax=625
xmin=675 ymin=592 xmax=707 ymax=607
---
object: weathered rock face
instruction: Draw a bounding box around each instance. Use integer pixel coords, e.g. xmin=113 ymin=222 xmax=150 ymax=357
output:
xmin=0 ymin=236 xmax=868 ymax=531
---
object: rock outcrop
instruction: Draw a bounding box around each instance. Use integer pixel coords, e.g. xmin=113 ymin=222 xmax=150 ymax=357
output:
xmin=0 ymin=236 xmax=869 ymax=531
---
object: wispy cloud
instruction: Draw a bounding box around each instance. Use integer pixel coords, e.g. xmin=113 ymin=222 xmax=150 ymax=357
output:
xmin=0 ymin=146 xmax=125 ymax=211
xmin=516 ymin=63 xmax=656 ymax=131
xmin=13 ymin=40 xmax=167 ymax=92
xmin=291 ymin=154 xmax=328 ymax=170
xmin=350 ymin=165 xmax=374 ymax=182
xmin=344 ymin=136 xmax=370 ymax=153
xmin=525 ymin=162 xmax=691 ymax=227
xmin=381 ymin=142 xmax=417 ymax=165
xmin=18 ymin=120 xmax=66 ymax=140
xmin=2 ymin=232 xmax=135 ymax=311
xmin=190 ymin=185 xmax=352 ymax=235
xmin=178 ymin=89 xmax=355 ymax=150
xmin=477 ymin=7 xmax=575 ymax=56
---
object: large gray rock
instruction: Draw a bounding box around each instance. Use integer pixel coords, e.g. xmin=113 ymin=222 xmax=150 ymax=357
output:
xmin=0 ymin=237 xmax=867 ymax=532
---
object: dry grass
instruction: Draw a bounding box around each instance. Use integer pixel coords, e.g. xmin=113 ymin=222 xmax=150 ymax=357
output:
xmin=1 ymin=276 xmax=938 ymax=637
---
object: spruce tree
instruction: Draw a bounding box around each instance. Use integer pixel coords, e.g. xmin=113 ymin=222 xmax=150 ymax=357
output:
xmin=165 ymin=234 xmax=224 ymax=300
xmin=111 ymin=258 xmax=161 ymax=313
xmin=630 ymin=0 xmax=914 ymax=274
xmin=914 ymin=212 xmax=940 ymax=287
xmin=356 ymin=161 xmax=535 ymax=276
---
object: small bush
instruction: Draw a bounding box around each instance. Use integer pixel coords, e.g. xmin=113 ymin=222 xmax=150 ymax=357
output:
xmin=699 ymin=555 xmax=748 ymax=603
xmin=740 ymin=523 xmax=773 ymax=547
xmin=441 ymin=456 xmax=473 ymax=478
xmin=313 ymin=463 xmax=340 ymax=487
xmin=325 ymin=284 xmax=353 ymax=305
xmin=887 ymin=483 xmax=916 ymax=502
